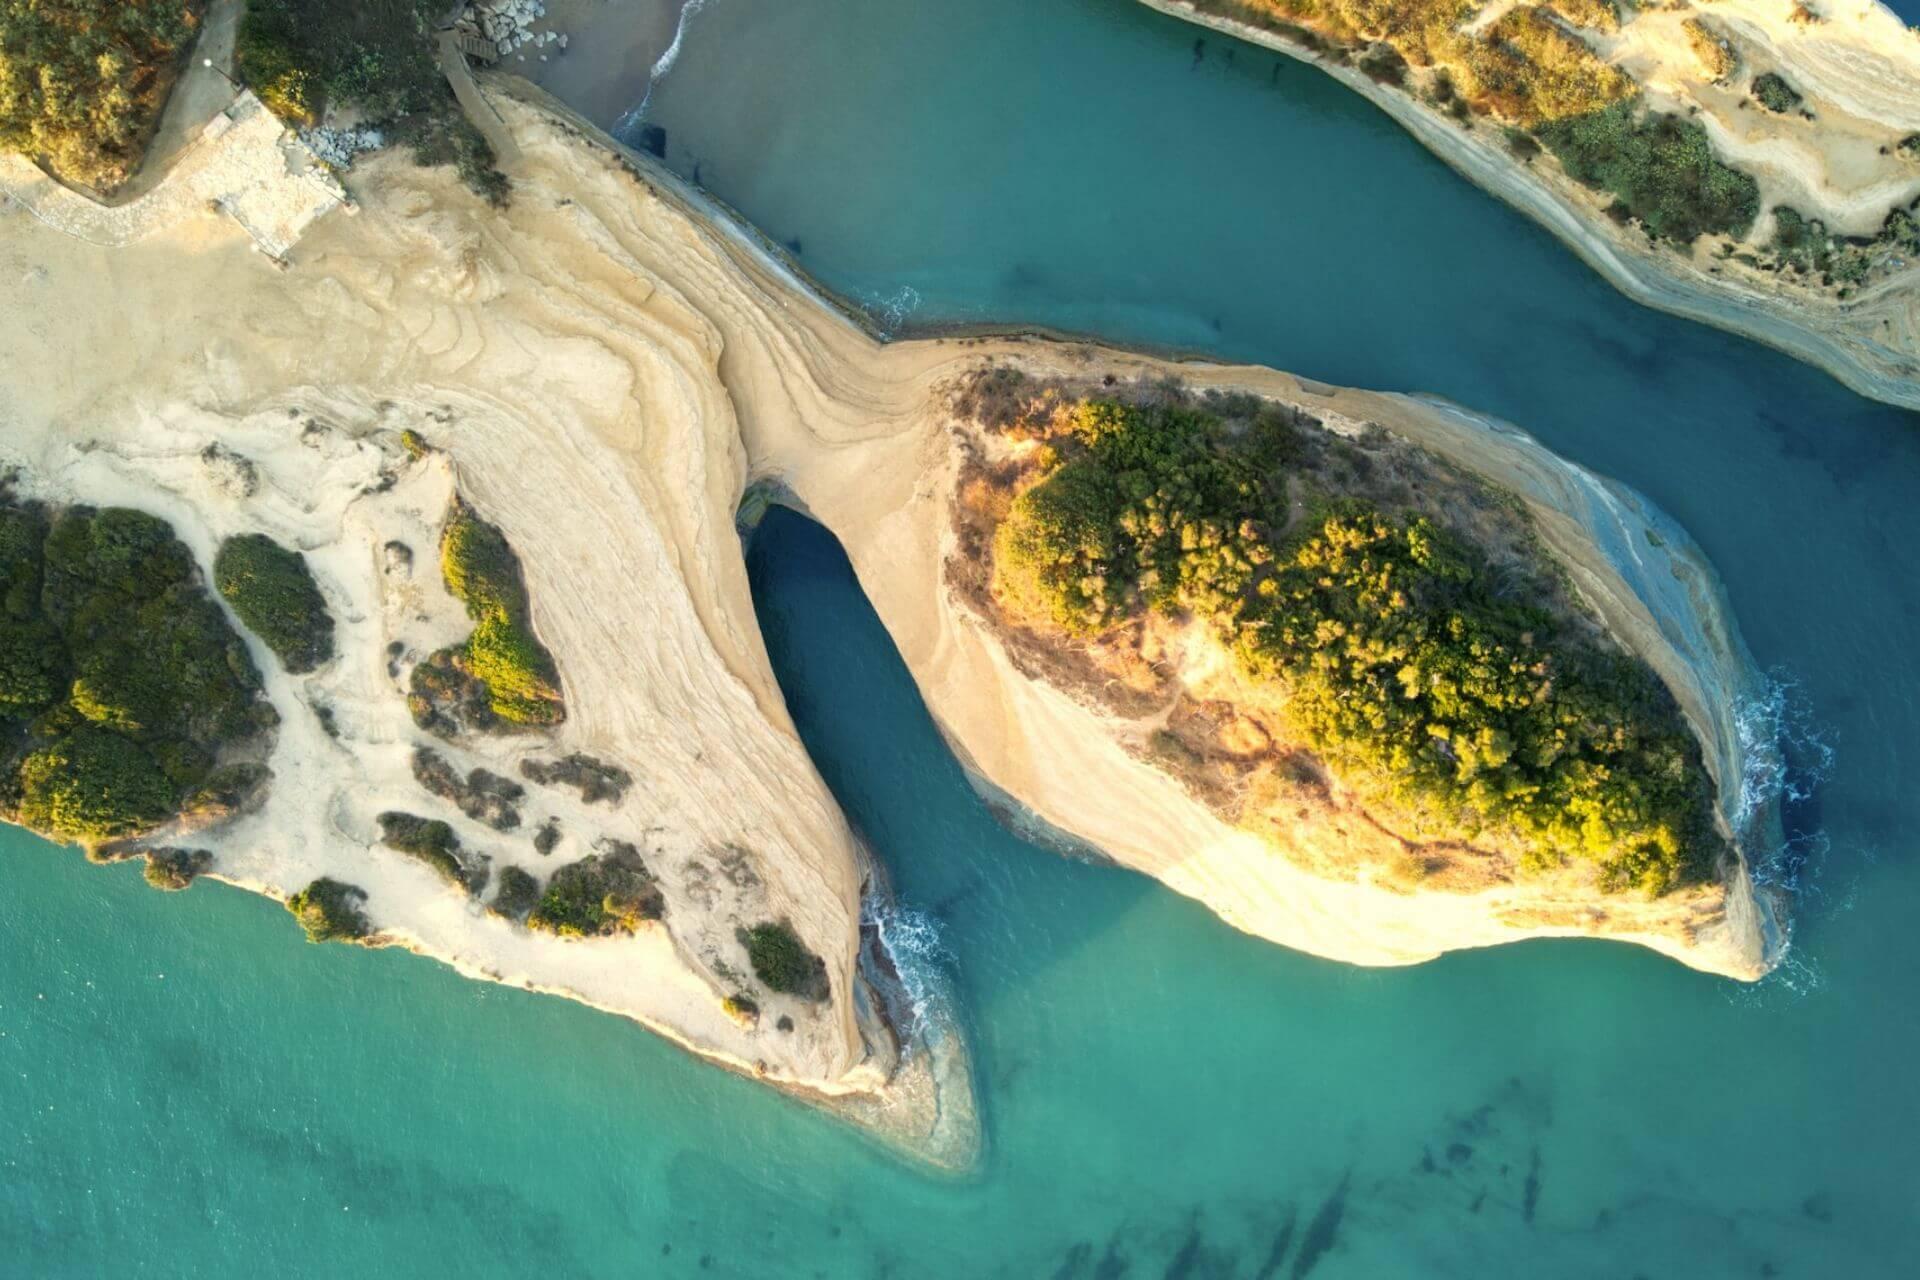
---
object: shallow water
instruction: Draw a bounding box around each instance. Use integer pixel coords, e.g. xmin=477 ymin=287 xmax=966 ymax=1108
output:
xmin=8 ymin=0 xmax=1920 ymax=1275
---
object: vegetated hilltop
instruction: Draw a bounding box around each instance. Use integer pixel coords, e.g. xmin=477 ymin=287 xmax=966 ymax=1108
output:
xmin=0 ymin=0 xmax=204 ymax=188
xmin=952 ymin=367 xmax=1728 ymax=900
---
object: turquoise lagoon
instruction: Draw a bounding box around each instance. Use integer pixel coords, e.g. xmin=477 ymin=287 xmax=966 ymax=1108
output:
xmin=7 ymin=0 xmax=1920 ymax=1275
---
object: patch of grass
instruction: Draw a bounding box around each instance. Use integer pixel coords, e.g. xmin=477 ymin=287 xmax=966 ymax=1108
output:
xmin=214 ymin=534 xmax=335 ymax=674
xmin=1212 ymin=0 xmax=1631 ymax=126
xmin=1683 ymin=18 xmax=1735 ymax=83
xmin=287 ymin=876 xmax=372 ymax=943
xmin=741 ymin=921 xmax=829 ymax=1000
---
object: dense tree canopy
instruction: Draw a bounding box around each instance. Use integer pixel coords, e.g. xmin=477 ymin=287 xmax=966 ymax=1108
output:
xmin=1 ymin=497 xmax=268 ymax=846
xmin=990 ymin=396 xmax=1723 ymax=894
xmin=0 ymin=0 xmax=199 ymax=185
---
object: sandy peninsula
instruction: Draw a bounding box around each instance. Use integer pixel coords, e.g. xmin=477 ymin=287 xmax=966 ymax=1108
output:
xmin=1139 ymin=0 xmax=1920 ymax=411
xmin=0 ymin=76 xmax=1782 ymax=1161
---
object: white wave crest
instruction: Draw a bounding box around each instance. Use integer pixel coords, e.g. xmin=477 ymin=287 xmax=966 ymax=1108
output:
xmin=1732 ymin=670 xmax=1833 ymax=890
xmin=862 ymin=899 xmax=954 ymax=1054
xmin=861 ymin=285 xmax=922 ymax=339
xmin=617 ymin=0 xmax=712 ymax=137
xmin=1724 ymin=671 xmax=1842 ymax=1000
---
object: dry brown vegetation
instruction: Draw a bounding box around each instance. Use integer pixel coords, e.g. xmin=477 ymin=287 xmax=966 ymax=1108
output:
xmin=1191 ymin=0 xmax=1632 ymax=125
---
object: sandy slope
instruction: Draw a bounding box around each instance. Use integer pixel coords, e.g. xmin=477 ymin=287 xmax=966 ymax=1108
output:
xmin=1136 ymin=0 xmax=1920 ymax=411
xmin=0 ymin=82 xmax=1775 ymax=1161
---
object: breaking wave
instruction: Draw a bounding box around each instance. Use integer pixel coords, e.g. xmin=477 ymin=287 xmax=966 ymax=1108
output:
xmin=616 ymin=0 xmax=712 ymax=137
xmin=859 ymin=284 xmax=923 ymax=339
xmin=863 ymin=898 xmax=954 ymax=1054
xmin=1733 ymin=670 xmax=1833 ymax=891
xmin=1728 ymin=670 xmax=1839 ymax=999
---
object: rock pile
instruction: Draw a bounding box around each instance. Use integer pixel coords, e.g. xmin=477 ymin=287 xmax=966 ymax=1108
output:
xmin=301 ymin=125 xmax=386 ymax=170
xmin=456 ymin=1 xmax=570 ymax=60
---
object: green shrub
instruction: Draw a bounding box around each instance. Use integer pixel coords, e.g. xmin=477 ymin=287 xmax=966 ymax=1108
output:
xmin=1751 ymin=72 xmax=1803 ymax=114
xmin=214 ymin=534 xmax=336 ymax=674
xmin=377 ymin=810 xmax=469 ymax=888
xmin=742 ymin=921 xmax=828 ymax=999
xmin=526 ymin=847 xmax=663 ymax=938
xmin=1 ymin=498 xmax=271 ymax=848
xmin=488 ymin=864 xmax=541 ymax=920
xmin=1539 ymin=101 xmax=1759 ymax=242
xmin=142 ymin=846 xmax=212 ymax=891
xmin=439 ymin=502 xmax=565 ymax=728
xmin=287 ymin=877 xmax=372 ymax=943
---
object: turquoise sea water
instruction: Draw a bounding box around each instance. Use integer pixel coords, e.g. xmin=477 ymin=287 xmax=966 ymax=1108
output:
xmin=8 ymin=0 xmax=1920 ymax=1275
